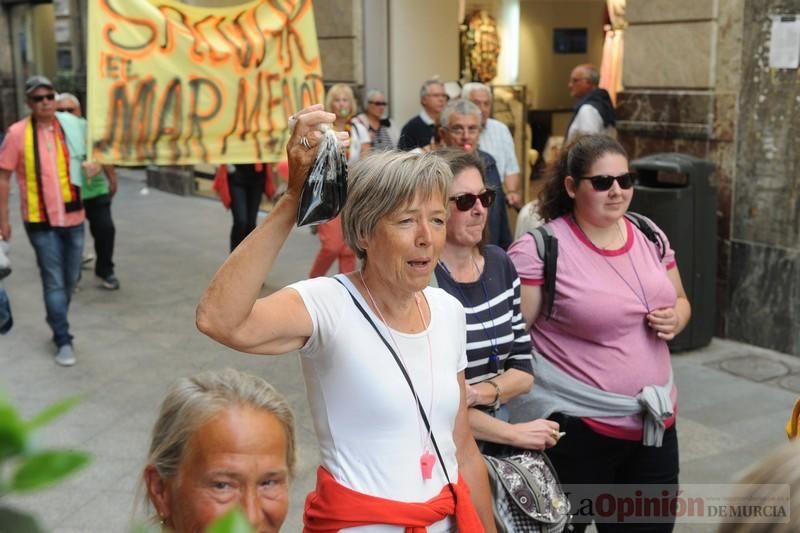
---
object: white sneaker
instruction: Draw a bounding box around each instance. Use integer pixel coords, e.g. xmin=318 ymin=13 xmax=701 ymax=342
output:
xmin=55 ymin=345 xmax=76 ymax=367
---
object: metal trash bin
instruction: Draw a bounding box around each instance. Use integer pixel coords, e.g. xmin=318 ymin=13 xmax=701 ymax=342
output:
xmin=629 ymin=153 xmax=717 ymax=352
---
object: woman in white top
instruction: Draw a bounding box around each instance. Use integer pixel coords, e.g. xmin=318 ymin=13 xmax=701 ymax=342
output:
xmin=197 ymin=105 xmax=495 ymax=532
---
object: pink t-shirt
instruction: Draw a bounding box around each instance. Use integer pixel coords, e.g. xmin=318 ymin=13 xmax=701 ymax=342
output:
xmin=508 ymin=215 xmax=678 ymax=440
xmin=0 ymin=117 xmax=84 ymax=228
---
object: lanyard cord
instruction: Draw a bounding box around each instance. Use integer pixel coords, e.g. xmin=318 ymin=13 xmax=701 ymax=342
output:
xmin=438 ymin=256 xmax=501 ymax=373
xmin=572 ymin=215 xmax=651 ymax=313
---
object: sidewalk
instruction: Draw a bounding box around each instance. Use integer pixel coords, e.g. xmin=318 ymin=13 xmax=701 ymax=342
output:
xmin=1 ymin=169 xmax=797 ymax=532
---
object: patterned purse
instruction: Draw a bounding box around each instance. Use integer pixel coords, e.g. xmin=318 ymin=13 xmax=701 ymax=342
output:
xmin=483 ymin=451 xmax=571 ymax=533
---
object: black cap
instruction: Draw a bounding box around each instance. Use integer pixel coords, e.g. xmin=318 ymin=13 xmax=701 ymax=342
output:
xmin=25 ymin=76 xmax=54 ymax=96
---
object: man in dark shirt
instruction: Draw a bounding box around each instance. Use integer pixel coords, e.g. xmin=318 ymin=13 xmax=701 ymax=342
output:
xmin=565 ymin=64 xmax=617 ymax=142
xmin=397 ymin=79 xmax=447 ymax=150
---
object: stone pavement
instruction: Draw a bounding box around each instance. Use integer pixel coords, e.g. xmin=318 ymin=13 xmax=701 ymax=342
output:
xmin=1 ymin=170 xmax=797 ymax=532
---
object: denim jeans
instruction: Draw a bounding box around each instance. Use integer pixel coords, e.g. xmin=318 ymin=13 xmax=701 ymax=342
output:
xmin=26 ymin=224 xmax=84 ymax=347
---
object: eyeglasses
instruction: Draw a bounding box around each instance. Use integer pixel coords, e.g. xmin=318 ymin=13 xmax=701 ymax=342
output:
xmin=445 ymin=125 xmax=480 ymax=136
xmin=31 ymin=94 xmax=56 ymax=103
xmin=368 ymin=101 xmax=387 ymax=106
xmin=579 ymin=172 xmax=636 ymax=191
xmin=57 ymin=107 xmax=76 ymax=113
xmin=449 ymin=190 xmax=496 ymax=211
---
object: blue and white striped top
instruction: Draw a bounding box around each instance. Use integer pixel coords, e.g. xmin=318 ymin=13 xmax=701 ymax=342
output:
xmin=435 ymin=245 xmax=534 ymax=385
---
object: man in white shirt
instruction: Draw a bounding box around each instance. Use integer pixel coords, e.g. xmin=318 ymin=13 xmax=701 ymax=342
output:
xmin=565 ymin=64 xmax=617 ymax=142
xmin=462 ymin=82 xmax=522 ymax=208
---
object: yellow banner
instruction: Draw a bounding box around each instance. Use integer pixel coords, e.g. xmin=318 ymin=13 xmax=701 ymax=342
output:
xmin=87 ymin=0 xmax=324 ymax=165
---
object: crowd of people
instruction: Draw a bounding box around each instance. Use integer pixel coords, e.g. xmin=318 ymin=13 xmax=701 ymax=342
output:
xmin=1 ymin=71 xmax=794 ymax=533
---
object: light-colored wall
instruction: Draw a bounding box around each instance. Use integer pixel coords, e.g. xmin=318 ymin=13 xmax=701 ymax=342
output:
xmin=518 ymin=0 xmax=606 ymax=110
xmin=389 ymin=0 xmax=460 ymax=125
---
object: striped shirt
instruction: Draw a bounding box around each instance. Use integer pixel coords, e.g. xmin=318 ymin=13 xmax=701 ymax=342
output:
xmin=435 ymin=245 xmax=533 ymax=385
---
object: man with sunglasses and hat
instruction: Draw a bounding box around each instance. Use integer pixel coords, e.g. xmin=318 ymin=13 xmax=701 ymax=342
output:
xmin=0 ymin=76 xmax=85 ymax=366
xmin=438 ymin=98 xmax=512 ymax=250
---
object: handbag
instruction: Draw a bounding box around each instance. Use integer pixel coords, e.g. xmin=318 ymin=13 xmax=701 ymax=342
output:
xmin=483 ymin=450 xmax=571 ymax=532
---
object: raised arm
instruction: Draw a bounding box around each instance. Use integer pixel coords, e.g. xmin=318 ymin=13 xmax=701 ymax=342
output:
xmin=196 ymin=105 xmax=348 ymax=355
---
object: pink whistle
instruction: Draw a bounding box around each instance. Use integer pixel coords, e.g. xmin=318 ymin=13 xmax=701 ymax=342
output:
xmin=420 ymin=451 xmax=436 ymax=480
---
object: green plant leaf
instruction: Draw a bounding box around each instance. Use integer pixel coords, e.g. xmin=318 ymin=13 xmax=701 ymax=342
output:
xmin=11 ymin=450 xmax=91 ymax=492
xmin=205 ymin=507 xmax=253 ymax=533
xmin=0 ymin=506 xmax=46 ymax=533
xmin=0 ymin=404 xmax=28 ymax=460
xmin=26 ymin=395 xmax=82 ymax=430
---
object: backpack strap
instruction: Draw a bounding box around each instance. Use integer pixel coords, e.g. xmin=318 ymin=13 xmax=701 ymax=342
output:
xmin=624 ymin=212 xmax=666 ymax=260
xmin=527 ymin=225 xmax=558 ymax=320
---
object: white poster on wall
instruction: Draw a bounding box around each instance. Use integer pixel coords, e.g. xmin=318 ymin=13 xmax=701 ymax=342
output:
xmin=769 ymin=16 xmax=800 ymax=69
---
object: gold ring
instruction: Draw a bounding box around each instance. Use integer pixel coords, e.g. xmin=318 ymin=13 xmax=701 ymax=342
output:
xmin=552 ymin=429 xmax=560 ymax=439
xmin=300 ymin=136 xmax=311 ymax=151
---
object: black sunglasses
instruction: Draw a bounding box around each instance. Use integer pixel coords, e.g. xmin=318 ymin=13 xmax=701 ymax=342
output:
xmin=368 ymin=101 xmax=387 ymax=106
xmin=57 ymin=107 xmax=76 ymax=113
xmin=579 ymin=172 xmax=636 ymax=191
xmin=449 ymin=189 xmax=496 ymax=211
xmin=31 ymin=93 xmax=56 ymax=103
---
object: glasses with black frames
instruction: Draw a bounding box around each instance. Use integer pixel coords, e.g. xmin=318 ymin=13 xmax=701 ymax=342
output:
xmin=30 ymin=94 xmax=56 ymax=103
xmin=578 ymin=172 xmax=637 ymax=191
xmin=449 ymin=189 xmax=496 ymax=211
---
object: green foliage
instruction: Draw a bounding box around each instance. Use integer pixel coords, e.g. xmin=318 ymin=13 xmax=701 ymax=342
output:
xmin=0 ymin=392 xmax=90 ymax=533
xmin=206 ymin=507 xmax=254 ymax=533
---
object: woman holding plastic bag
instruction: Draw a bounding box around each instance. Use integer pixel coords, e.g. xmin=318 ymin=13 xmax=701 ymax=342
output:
xmin=308 ymin=84 xmax=371 ymax=278
xmin=196 ymin=104 xmax=496 ymax=532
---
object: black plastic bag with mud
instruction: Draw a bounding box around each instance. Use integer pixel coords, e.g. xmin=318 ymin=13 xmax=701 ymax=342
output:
xmin=296 ymin=126 xmax=348 ymax=227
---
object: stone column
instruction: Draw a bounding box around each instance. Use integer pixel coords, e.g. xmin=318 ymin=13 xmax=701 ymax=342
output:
xmin=620 ymin=0 xmax=800 ymax=355
xmin=617 ymin=0 xmax=744 ymax=342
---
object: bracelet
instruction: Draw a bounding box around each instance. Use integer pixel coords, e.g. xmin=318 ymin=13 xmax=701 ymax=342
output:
xmin=486 ymin=380 xmax=501 ymax=410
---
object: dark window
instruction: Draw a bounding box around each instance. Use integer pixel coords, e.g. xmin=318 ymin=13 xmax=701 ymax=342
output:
xmin=553 ymin=28 xmax=587 ymax=54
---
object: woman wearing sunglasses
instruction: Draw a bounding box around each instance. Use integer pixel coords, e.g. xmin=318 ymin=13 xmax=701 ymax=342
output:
xmin=507 ymin=134 xmax=690 ymax=532
xmin=434 ymin=149 xmax=561 ymax=457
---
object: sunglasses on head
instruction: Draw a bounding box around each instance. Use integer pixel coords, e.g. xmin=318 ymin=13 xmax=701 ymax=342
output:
xmin=449 ymin=189 xmax=496 ymax=211
xmin=31 ymin=93 xmax=56 ymax=103
xmin=579 ymin=172 xmax=636 ymax=191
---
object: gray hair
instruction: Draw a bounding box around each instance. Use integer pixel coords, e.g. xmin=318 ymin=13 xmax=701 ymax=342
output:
xmin=576 ymin=64 xmax=600 ymax=86
xmin=419 ymin=78 xmax=444 ymax=99
xmin=56 ymin=92 xmax=80 ymax=106
xmin=461 ymin=82 xmax=492 ymax=103
xmin=440 ymin=98 xmax=482 ymax=129
xmin=146 ymin=368 xmax=296 ymax=479
xmin=364 ymin=89 xmax=385 ymax=106
xmin=342 ymin=150 xmax=452 ymax=260
xmin=717 ymin=439 xmax=800 ymax=533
